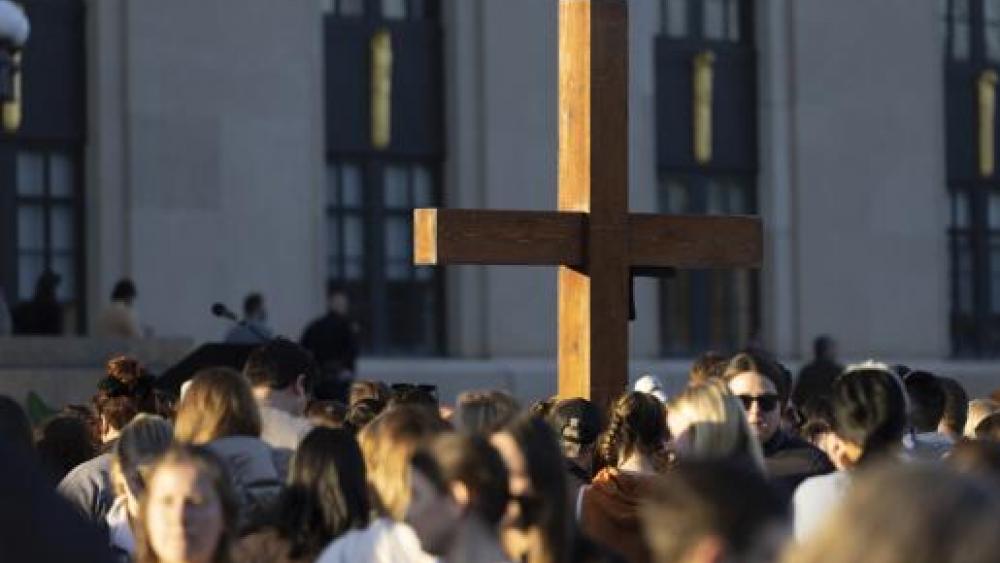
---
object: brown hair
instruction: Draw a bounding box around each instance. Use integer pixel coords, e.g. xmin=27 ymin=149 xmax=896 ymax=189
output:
xmin=93 ymin=356 xmax=156 ymax=431
xmin=597 ymin=391 xmax=667 ymax=471
xmin=688 ymin=351 xmax=728 ymax=386
xmin=359 ymin=405 xmax=449 ymax=520
xmin=349 ymin=380 xmax=390 ymax=407
xmin=785 ymin=464 xmax=1000 ymax=563
xmin=135 ymin=445 xmax=238 ymax=563
xmin=723 ymin=351 xmax=790 ymax=405
xmin=174 ymin=367 xmax=261 ymax=444
xmin=454 ymin=390 xmax=520 ymax=435
xmin=410 ymin=433 xmax=510 ymax=527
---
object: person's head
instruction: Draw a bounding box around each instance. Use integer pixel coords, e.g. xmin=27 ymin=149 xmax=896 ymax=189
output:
xmin=242 ymin=293 xmax=265 ymax=321
xmin=547 ymin=398 xmax=601 ymax=474
xmin=348 ymin=380 xmax=390 ymax=407
xmin=965 ymin=399 xmax=1000 ymax=438
xmin=491 ymin=414 xmax=571 ymax=563
xmin=346 ymin=398 xmax=385 ymax=433
xmin=948 ymin=440 xmax=1000 ymax=486
xmin=305 ymin=399 xmax=348 ymax=429
xmin=326 ymin=281 xmax=350 ymax=315
xmin=93 ymin=356 xmax=158 ymax=442
xmin=785 ymin=464 xmax=1000 ymax=563
xmin=798 ymin=396 xmax=838 ymax=462
xmin=0 ymin=395 xmax=32 ymax=453
xmin=36 ymin=414 xmax=97 ymax=482
xmin=667 ymin=380 xmax=765 ymax=470
xmin=174 ymin=367 xmax=261 ymax=445
xmin=936 ymin=377 xmax=968 ymax=439
xmin=272 ymin=427 xmax=370 ymax=558
xmin=136 ymin=445 xmax=238 ymax=563
xmin=359 ymin=405 xmax=449 ymax=521
xmin=111 ymin=278 xmax=137 ymax=305
xmin=813 ymin=335 xmax=837 ymax=362
xmin=33 ymin=270 xmax=59 ymax=302
xmin=827 ymin=362 xmax=908 ymax=469
xmin=903 ymin=371 xmax=947 ymax=433
xmin=597 ymin=391 xmax=667 ymax=471
xmin=242 ymin=338 xmax=317 ymax=415
xmin=454 ymin=390 xmax=521 ymax=435
xmin=723 ymin=351 xmax=788 ymax=444
xmin=112 ymin=415 xmax=173 ymax=520
xmin=387 ymin=383 xmax=439 ymax=411
xmin=688 ymin=351 xmax=728 ymax=387
xmin=974 ymin=412 xmax=1000 ymax=442
xmin=635 ymin=374 xmax=669 ymax=403
xmin=641 ymin=460 xmax=789 ymax=563
xmin=406 ymin=433 xmax=509 ymax=556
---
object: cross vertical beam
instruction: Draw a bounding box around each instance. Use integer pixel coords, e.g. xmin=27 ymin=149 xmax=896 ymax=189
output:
xmin=558 ymin=0 xmax=629 ymax=409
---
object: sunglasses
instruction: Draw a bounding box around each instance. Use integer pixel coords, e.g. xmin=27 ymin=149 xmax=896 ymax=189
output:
xmin=737 ymin=394 xmax=780 ymax=412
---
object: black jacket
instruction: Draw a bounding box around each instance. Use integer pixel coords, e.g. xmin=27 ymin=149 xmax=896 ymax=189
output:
xmin=763 ymin=429 xmax=834 ymax=496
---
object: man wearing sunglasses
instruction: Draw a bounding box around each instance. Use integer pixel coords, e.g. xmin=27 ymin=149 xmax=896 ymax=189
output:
xmin=723 ymin=351 xmax=834 ymax=496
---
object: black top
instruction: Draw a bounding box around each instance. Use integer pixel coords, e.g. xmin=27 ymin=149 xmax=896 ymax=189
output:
xmin=763 ymin=429 xmax=834 ymax=496
xmin=300 ymin=311 xmax=358 ymax=372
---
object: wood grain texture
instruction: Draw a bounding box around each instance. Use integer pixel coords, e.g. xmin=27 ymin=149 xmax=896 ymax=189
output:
xmin=628 ymin=214 xmax=763 ymax=268
xmin=413 ymin=208 xmax=584 ymax=266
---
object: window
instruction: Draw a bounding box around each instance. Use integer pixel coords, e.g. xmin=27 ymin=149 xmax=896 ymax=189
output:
xmin=323 ymin=0 xmax=434 ymax=20
xmin=661 ymin=0 xmax=749 ymax=43
xmin=14 ymin=149 xmax=84 ymax=330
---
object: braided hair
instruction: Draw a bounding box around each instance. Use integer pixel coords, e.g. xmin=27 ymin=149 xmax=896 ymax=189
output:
xmin=93 ymin=356 xmax=157 ymax=433
xmin=597 ymin=391 xmax=667 ymax=471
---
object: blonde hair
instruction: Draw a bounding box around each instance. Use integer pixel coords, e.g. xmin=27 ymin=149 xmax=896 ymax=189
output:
xmin=111 ymin=414 xmax=173 ymax=498
xmin=667 ymin=380 xmax=764 ymax=470
xmin=359 ymin=406 xmax=447 ymax=520
xmin=174 ymin=367 xmax=261 ymax=444
xmin=965 ymin=399 xmax=1000 ymax=439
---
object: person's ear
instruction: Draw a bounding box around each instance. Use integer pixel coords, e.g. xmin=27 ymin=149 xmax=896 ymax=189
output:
xmin=450 ymin=481 xmax=470 ymax=511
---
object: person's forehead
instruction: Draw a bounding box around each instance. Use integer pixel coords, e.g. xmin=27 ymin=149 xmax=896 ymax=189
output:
xmin=728 ymin=371 xmax=777 ymax=394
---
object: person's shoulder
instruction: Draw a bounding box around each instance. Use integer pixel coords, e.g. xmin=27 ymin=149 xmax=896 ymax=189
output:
xmin=59 ymin=453 xmax=111 ymax=489
xmin=795 ymin=471 xmax=848 ymax=502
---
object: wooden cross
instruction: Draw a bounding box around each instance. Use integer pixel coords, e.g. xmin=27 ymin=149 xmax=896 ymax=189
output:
xmin=413 ymin=0 xmax=761 ymax=409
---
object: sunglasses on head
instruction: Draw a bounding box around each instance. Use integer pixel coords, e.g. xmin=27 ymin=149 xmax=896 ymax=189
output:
xmin=737 ymin=394 xmax=779 ymax=412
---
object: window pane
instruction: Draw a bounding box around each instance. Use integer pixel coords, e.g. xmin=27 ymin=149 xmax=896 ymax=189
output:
xmin=990 ymin=192 xmax=1000 ymax=229
xmin=953 ymin=191 xmax=970 ymax=228
xmin=341 ymin=164 xmax=362 ymax=207
xmin=320 ymin=0 xmax=335 ymax=14
xmin=344 ymin=215 xmax=363 ymax=260
xmin=385 ymin=215 xmax=411 ymax=280
xmin=326 ymin=165 xmax=340 ymax=205
xmin=17 ymin=204 xmax=44 ymax=251
xmin=703 ymin=0 xmax=725 ymax=40
xmin=51 ymin=253 xmax=75 ymax=301
xmin=413 ymin=166 xmax=433 ymax=206
xmin=988 ymin=24 xmax=1000 ymax=62
xmin=663 ymin=0 xmax=687 ymax=38
xmin=17 ymin=152 xmax=44 ymax=196
xmin=50 ymin=205 xmax=75 ymax=252
xmin=953 ymin=21 xmax=970 ymax=59
xmin=337 ymin=0 xmax=364 ymax=16
xmin=50 ymin=153 xmax=74 ymax=198
xmin=728 ymin=0 xmax=741 ymax=42
xmin=706 ymin=179 xmax=727 ymax=214
xmin=327 ymin=216 xmax=341 ymax=258
xmin=17 ymin=254 xmax=44 ymax=301
xmin=662 ymin=178 xmax=688 ymax=213
xmin=409 ymin=0 xmax=426 ymax=19
xmin=382 ymin=0 xmax=406 ymax=19
xmin=384 ymin=166 xmax=410 ymax=208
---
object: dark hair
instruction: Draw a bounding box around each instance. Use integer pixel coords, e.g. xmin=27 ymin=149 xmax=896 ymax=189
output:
xmin=306 ymin=400 xmax=348 ymax=428
xmin=641 ymin=460 xmax=788 ymax=563
xmin=110 ymin=278 xmax=137 ymax=301
xmin=830 ymin=365 xmax=908 ymax=464
xmin=688 ymin=351 xmax=728 ymax=386
xmin=937 ymin=377 xmax=968 ymax=437
xmin=723 ymin=350 xmax=790 ymax=405
xmin=0 ymin=395 xmax=33 ymax=453
xmin=903 ymin=371 xmax=947 ymax=432
xmin=136 ymin=445 xmax=239 ymax=563
xmin=411 ymin=433 xmax=509 ymax=527
xmin=387 ymin=384 xmax=439 ymax=410
xmin=548 ymin=398 xmax=602 ymax=448
xmin=242 ymin=337 xmax=318 ymax=391
xmin=975 ymin=412 xmax=1000 ymax=442
xmin=813 ymin=335 xmax=835 ymax=359
xmin=501 ymin=414 xmax=572 ymax=563
xmin=243 ymin=293 xmax=264 ymax=316
xmin=597 ymin=391 xmax=667 ymax=471
xmin=799 ymin=395 xmax=835 ymax=443
xmin=454 ymin=390 xmax=520 ymax=435
xmin=93 ymin=356 xmax=157 ymax=432
xmin=36 ymin=415 xmax=97 ymax=482
xmin=529 ymin=396 xmax=559 ymax=419
xmin=266 ymin=428 xmax=370 ymax=559
xmin=346 ymin=398 xmax=384 ymax=432
xmin=349 ymin=380 xmax=390 ymax=407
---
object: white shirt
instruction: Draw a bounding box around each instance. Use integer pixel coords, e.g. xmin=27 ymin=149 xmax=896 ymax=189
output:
xmin=793 ymin=470 xmax=852 ymax=541
xmin=316 ymin=518 xmax=439 ymax=563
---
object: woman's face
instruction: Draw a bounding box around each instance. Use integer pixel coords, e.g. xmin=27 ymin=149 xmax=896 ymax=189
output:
xmin=144 ymin=462 xmax=225 ymax=563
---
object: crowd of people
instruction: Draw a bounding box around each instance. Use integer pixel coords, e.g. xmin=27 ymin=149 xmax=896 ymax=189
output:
xmin=3 ymin=335 xmax=1000 ymax=562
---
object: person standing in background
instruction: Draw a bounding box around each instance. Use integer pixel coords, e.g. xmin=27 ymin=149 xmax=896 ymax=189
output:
xmin=225 ymin=292 xmax=274 ymax=345
xmin=97 ymin=278 xmax=141 ymax=338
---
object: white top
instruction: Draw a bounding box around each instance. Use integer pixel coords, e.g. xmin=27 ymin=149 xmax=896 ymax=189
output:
xmin=793 ymin=470 xmax=852 ymax=542
xmin=0 ymin=1 xmax=28 ymax=46
xmin=316 ymin=518 xmax=439 ymax=563
xmin=106 ymin=496 xmax=135 ymax=556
